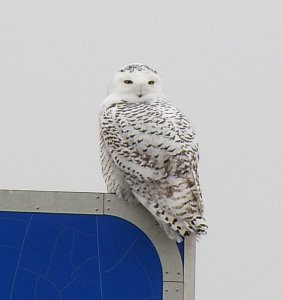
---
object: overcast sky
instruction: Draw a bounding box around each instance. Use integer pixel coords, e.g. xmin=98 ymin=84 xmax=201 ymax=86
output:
xmin=0 ymin=1 xmax=281 ymax=299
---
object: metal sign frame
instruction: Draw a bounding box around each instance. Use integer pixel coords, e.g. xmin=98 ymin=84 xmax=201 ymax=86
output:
xmin=0 ymin=189 xmax=195 ymax=300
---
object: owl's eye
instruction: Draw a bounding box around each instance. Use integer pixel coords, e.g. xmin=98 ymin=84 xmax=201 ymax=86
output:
xmin=148 ymin=80 xmax=155 ymax=85
xmin=124 ymin=80 xmax=133 ymax=84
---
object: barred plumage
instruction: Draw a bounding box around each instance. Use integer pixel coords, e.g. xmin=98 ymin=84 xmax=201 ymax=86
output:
xmin=99 ymin=64 xmax=207 ymax=242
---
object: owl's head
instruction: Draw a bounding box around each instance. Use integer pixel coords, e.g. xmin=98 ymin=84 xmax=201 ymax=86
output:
xmin=105 ymin=64 xmax=164 ymax=106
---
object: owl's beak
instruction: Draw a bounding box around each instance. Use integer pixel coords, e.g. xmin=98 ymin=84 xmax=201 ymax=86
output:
xmin=138 ymin=85 xmax=143 ymax=98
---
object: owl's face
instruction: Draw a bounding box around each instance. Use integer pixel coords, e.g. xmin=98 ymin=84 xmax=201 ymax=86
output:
xmin=107 ymin=64 xmax=164 ymax=102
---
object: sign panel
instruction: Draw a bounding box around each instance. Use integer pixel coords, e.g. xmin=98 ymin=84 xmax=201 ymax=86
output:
xmin=0 ymin=190 xmax=191 ymax=300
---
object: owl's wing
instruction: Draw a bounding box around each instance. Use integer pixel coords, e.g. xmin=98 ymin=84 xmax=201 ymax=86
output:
xmin=100 ymin=101 xmax=198 ymax=183
xmin=100 ymin=100 xmax=207 ymax=238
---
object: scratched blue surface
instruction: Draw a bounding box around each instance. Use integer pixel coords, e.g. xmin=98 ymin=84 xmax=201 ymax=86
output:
xmin=0 ymin=212 xmax=162 ymax=299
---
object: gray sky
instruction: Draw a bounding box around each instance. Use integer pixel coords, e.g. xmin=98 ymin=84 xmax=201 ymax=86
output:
xmin=0 ymin=1 xmax=281 ymax=299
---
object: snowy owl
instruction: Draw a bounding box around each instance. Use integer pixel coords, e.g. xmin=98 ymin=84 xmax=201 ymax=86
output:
xmin=99 ymin=63 xmax=207 ymax=242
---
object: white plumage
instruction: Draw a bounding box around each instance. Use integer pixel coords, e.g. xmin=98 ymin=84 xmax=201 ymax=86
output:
xmin=99 ymin=64 xmax=207 ymax=242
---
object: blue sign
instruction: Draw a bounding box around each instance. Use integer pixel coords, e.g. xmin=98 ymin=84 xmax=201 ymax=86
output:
xmin=0 ymin=212 xmax=163 ymax=299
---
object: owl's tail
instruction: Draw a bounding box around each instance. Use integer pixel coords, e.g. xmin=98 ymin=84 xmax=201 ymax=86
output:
xmin=184 ymin=215 xmax=208 ymax=236
xmin=132 ymin=190 xmax=207 ymax=242
xmin=158 ymin=215 xmax=207 ymax=243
